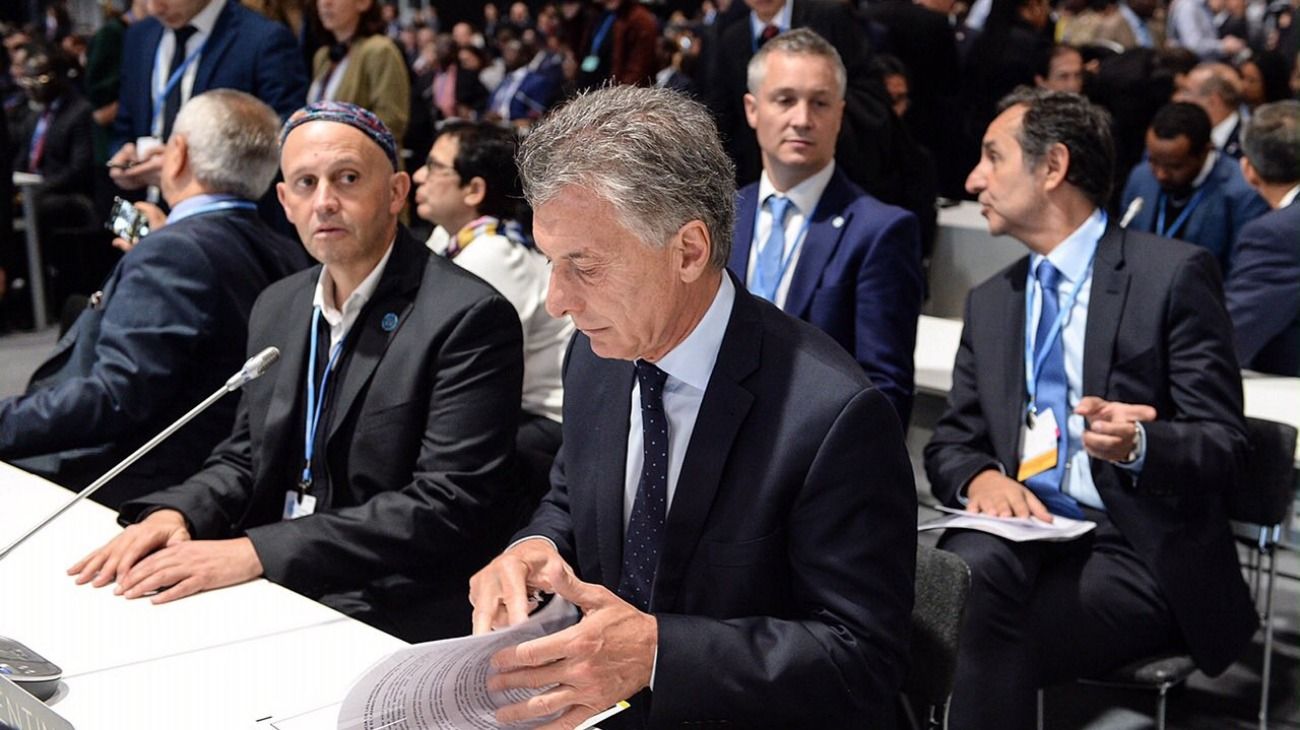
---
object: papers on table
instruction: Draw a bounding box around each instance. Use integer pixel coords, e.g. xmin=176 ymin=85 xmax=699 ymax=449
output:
xmin=335 ymin=596 xmax=580 ymax=730
xmin=918 ymin=506 xmax=1096 ymax=542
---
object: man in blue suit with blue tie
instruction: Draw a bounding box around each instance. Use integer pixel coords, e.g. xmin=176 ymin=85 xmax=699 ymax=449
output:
xmin=729 ymin=29 xmax=924 ymax=426
xmin=106 ymin=0 xmax=307 ymax=191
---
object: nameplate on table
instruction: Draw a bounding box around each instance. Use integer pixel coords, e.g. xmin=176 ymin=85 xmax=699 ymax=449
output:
xmin=0 ymin=675 xmax=73 ymax=730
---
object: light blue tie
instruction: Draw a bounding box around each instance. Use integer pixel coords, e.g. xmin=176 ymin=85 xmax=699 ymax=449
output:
xmin=1024 ymin=260 xmax=1083 ymax=519
xmin=753 ymin=195 xmax=792 ymax=303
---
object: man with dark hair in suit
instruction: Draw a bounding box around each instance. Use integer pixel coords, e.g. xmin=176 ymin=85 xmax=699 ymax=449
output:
xmin=729 ymin=29 xmax=923 ymax=427
xmin=1120 ymin=101 xmax=1268 ymax=273
xmin=926 ymin=88 xmax=1256 ymax=730
xmin=1225 ymin=100 xmax=1300 ymax=376
xmin=106 ymin=0 xmax=307 ymax=192
xmin=70 ymin=102 xmax=524 ymax=643
xmin=0 ymin=89 xmax=309 ymax=506
xmin=469 ymin=84 xmax=916 ymax=730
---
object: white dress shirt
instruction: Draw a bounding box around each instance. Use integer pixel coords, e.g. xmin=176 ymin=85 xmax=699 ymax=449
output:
xmin=1211 ymin=111 xmax=1240 ymax=154
xmin=622 ymin=275 xmax=735 ymax=526
xmin=748 ymin=0 xmax=793 ymax=41
xmin=745 ymin=161 xmax=835 ymax=308
xmin=151 ymin=0 xmax=224 ymax=137
xmin=311 ymin=240 xmax=396 ymax=350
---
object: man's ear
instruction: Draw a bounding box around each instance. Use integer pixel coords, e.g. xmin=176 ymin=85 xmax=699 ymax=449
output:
xmin=1239 ymin=155 xmax=1262 ymax=189
xmin=389 ymin=171 xmax=412 ymax=214
xmin=167 ymin=134 xmax=188 ymax=181
xmin=743 ymin=92 xmax=759 ymax=130
xmin=463 ymin=176 xmax=487 ymax=210
xmin=675 ymin=219 xmax=713 ymax=283
xmin=1041 ymin=141 xmax=1070 ymax=191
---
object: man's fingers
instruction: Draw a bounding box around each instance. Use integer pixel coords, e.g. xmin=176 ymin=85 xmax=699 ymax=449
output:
xmin=1130 ymin=404 xmax=1157 ymax=422
xmin=1024 ymin=491 xmax=1054 ymax=523
xmin=497 ymin=625 xmax=579 ymax=670
xmin=150 ymin=577 xmax=202 ymax=604
xmin=546 ymin=565 xmax=606 ymax=609
xmin=1074 ymin=395 xmax=1106 ymax=416
xmin=537 ymin=706 xmax=597 ymax=730
xmin=502 ymin=559 xmax=534 ymax=628
xmin=488 ymin=662 xmax=566 ymax=693
xmin=495 ymin=685 xmax=580 ymax=725
xmin=1087 ymin=419 xmax=1133 ymax=437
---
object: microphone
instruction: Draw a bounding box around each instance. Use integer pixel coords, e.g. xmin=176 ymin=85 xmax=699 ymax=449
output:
xmin=1120 ymin=197 xmax=1143 ymax=228
xmin=0 ymin=347 xmax=280 ymax=562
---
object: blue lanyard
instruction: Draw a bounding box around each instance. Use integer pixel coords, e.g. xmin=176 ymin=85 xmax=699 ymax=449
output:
xmin=589 ymin=12 xmax=616 ymax=56
xmin=1023 ymin=251 xmax=1096 ymax=414
xmin=301 ymin=307 xmax=345 ymax=491
xmin=166 ymin=198 xmax=257 ymax=224
xmin=152 ymin=37 xmax=207 ymax=128
xmin=1155 ymin=186 xmax=1207 ymax=239
xmin=752 ymin=196 xmax=818 ymax=297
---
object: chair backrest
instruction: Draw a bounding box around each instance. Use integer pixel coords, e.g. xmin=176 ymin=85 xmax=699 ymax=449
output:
xmin=1228 ymin=417 xmax=1298 ymax=528
xmin=904 ymin=544 xmax=972 ymax=705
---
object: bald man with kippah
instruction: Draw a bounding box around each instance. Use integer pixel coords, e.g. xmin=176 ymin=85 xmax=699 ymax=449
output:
xmin=71 ymin=102 xmax=526 ymax=642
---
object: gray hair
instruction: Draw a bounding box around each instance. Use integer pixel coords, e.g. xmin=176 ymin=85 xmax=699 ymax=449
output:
xmin=1242 ymin=100 xmax=1300 ymax=184
xmin=746 ymin=28 xmax=847 ymax=100
xmin=172 ymin=89 xmax=282 ymax=199
xmin=1189 ymin=62 xmax=1243 ymax=108
xmin=517 ymin=85 xmax=736 ymax=269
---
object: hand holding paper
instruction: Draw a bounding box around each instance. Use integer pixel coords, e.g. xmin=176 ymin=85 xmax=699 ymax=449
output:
xmin=489 ymin=563 xmax=656 ymax=729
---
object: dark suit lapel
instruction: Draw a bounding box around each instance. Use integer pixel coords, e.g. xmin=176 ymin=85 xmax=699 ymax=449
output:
xmin=194 ymin=1 xmax=237 ymax=91
xmin=728 ymin=186 xmax=758 ymax=284
xmin=591 ymin=360 xmax=635 ymax=587
xmin=783 ymin=169 xmax=853 ymax=318
xmin=1083 ymin=227 xmax=1129 ymax=396
xmin=653 ymin=278 xmax=757 ymax=611
xmin=257 ymin=275 xmax=315 ymax=486
xmin=325 ymin=232 xmax=427 ymax=445
xmin=991 ymin=262 xmax=1029 ymax=463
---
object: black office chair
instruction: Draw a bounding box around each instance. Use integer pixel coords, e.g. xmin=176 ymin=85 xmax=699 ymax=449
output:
xmin=1038 ymin=416 xmax=1298 ymax=730
xmin=901 ymin=544 xmax=972 ymax=730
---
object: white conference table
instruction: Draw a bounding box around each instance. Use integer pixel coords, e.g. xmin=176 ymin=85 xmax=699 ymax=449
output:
xmin=0 ymin=462 xmax=407 ymax=729
xmin=914 ymin=315 xmax=1300 ymax=465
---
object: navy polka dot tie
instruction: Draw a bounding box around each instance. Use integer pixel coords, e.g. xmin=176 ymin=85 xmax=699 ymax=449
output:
xmin=617 ymin=360 xmax=670 ymax=612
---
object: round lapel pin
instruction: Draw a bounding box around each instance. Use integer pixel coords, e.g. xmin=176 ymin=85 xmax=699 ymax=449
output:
xmin=381 ymin=312 xmax=399 ymax=332
xmin=832 ymin=216 xmax=845 ymax=229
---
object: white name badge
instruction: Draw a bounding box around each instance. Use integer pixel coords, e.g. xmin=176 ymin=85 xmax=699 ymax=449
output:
xmin=283 ymin=491 xmax=317 ymax=520
xmin=1017 ymin=408 xmax=1060 ymax=481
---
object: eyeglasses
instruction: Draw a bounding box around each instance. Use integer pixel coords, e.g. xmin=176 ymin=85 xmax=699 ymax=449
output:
xmin=17 ymin=73 xmax=54 ymax=88
xmin=424 ymin=157 xmax=461 ymax=179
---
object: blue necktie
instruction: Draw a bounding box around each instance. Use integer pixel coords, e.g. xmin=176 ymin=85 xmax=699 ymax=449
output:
xmin=1024 ymin=260 xmax=1083 ymax=518
xmin=752 ymin=195 xmax=792 ymax=303
xmin=617 ymin=361 xmax=671 ymax=612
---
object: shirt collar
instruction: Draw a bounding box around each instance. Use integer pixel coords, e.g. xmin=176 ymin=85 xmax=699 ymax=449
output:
xmin=312 ymin=238 xmax=396 ymax=326
xmin=749 ymin=0 xmax=792 ymax=39
xmin=1279 ymin=184 xmax=1300 ymax=209
xmin=757 ymin=160 xmax=835 ymax=220
xmin=188 ymin=0 xmax=224 ymax=36
xmin=165 ymin=192 xmax=240 ymax=223
xmin=1190 ymin=149 xmax=1217 ymax=190
xmin=653 ymin=274 xmax=735 ymax=393
xmin=1031 ymin=208 xmax=1105 ymax=285
xmin=1210 ymin=110 xmax=1239 ymax=152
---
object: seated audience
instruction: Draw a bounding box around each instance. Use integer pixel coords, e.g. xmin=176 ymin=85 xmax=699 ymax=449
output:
xmin=311 ymin=0 xmax=410 ymax=144
xmin=1237 ymin=51 xmax=1292 ymax=111
xmin=1174 ymin=61 xmax=1247 ymax=158
xmin=1120 ymin=101 xmax=1268 ymax=273
xmin=412 ymin=119 xmax=572 ymax=520
xmin=927 ymin=88 xmax=1256 ymax=730
xmin=1166 ymin=0 xmax=1246 ymax=60
xmin=483 ymin=36 xmax=561 ymax=124
xmin=570 ymin=0 xmax=658 ymax=89
xmin=70 ymin=102 xmax=524 ymax=643
xmin=10 ymin=44 xmax=96 ymax=303
xmin=0 ymin=90 xmax=310 ymax=506
xmin=469 ymin=84 xmax=915 ymax=729
xmin=1035 ymin=43 xmax=1085 ymax=94
xmin=729 ymin=29 xmax=923 ymax=427
xmin=1225 ymin=100 xmax=1300 ymax=376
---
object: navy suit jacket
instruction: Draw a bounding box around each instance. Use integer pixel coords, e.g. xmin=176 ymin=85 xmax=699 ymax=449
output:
xmin=730 ymin=168 xmax=923 ymax=426
xmin=521 ymin=278 xmax=917 ymax=728
xmin=121 ymin=230 xmax=525 ymax=642
xmin=1121 ymin=151 xmax=1269 ymax=273
xmin=925 ymin=226 xmax=1257 ymax=675
xmin=112 ymin=1 xmax=307 ymax=150
xmin=0 ymin=207 xmax=310 ymax=506
xmin=1225 ymin=199 xmax=1300 ymax=376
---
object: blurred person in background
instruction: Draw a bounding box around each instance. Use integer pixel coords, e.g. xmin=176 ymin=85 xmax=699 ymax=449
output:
xmin=310 ymin=0 xmax=409 ymax=142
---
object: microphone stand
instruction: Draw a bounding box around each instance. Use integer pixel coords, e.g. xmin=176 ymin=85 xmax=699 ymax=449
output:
xmin=0 ymin=347 xmax=280 ymax=562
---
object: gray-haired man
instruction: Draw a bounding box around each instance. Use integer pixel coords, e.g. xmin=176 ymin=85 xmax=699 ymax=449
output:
xmin=469 ymin=85 xmax=916 ymax=729
xmin=1 ymin=89 xmax=310 ymax=506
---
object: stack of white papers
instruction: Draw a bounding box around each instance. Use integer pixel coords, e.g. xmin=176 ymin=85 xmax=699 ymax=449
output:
xmin=918 ymin=506 xmax=1096 ymax=542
